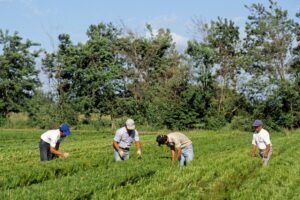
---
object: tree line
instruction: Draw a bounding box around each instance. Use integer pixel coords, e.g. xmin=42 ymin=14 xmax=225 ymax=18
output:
xmin=1 ymin=1 xmax=299 ymax=130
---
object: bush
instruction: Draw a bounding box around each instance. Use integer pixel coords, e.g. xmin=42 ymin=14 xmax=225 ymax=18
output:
xmin=205 ymin=116 xmax=227 ymax=130
xmin=164 ymin=105 xmax=198 ymax=130
xmin=230 ymin=115 xmax=253 ymax=132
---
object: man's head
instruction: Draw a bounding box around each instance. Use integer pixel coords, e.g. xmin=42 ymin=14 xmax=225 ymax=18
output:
xmin=156 ymin=135 xmax=168 ymax=146
xmin=59 ymin=123 xmax=71 ymax=137
xmin=252 ymin=119 xmax=263 ymax=133
xmin=125 ymin=118 xmax=135 ymax=131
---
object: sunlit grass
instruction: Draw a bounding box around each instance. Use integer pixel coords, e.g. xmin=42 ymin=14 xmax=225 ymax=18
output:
xmin=0 ymin=129 xmax=299 ymax=199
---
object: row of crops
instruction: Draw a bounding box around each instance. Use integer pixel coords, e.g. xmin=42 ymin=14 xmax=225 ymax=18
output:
xmin=1 ymin=129 xmax=300 ymax=199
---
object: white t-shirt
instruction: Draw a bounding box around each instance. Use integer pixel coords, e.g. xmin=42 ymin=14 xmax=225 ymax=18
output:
xmin=252 ymin=128 xmax=272 ymax=150
xmin=113 ymin=127 xmax=139 ymax=149
xmin=41 ymin=129 xmax=63 ymax=148
xmin=168 ymin=132 xmax=192 ymax=149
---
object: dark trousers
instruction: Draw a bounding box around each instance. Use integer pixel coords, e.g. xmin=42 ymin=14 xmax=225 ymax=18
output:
xmin=39 ymin=139 xmax=58 ymax=161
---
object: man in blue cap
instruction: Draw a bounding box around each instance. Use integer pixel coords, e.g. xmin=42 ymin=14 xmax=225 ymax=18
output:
xmin=251 ymin=119 xmax=272 ymax=166
xmin=39 ymin=123 xmax=71 ymax=161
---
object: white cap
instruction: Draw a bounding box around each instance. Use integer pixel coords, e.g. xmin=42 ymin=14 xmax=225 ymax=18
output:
xmin=125 ymin=118 xmax=135 ymax=130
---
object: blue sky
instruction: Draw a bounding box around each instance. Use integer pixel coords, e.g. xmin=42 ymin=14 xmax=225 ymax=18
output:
xmin=1 ymin=0 xmax=299 ymax=90
xmin=1 ymin=0 xmax=299 ymax=52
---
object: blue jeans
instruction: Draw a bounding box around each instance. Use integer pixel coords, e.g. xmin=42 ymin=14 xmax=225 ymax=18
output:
xmin=179 ymin=144 xmax=194 ymax=166
xmin=114 ymin=148 xmax=130 ymax=161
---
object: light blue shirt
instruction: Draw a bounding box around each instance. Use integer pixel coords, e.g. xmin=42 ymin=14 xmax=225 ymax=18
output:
xmin=113 ymin=127 xmax=139 ymax=149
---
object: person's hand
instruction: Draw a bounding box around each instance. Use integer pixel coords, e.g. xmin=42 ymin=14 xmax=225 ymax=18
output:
xmin=137 ymin=149 xmax=142 ymax=157
xmin=62 ymin=152 xmax=70 ymax=158
xmin=119 ymin=150 xmax=125 ymax=157
xmin=263 ymin=153 xmax=268 ymax=158
xmin=251 ymin=152 xmax=257 ymax=157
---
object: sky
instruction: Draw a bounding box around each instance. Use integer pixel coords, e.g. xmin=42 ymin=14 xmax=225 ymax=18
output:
xmin=1 ymin=0 xmax=299 ymax=51
xmin=1 ymin=0 xmax=299 ymax=90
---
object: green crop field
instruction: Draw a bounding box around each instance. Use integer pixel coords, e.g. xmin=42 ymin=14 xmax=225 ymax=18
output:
xmin=1 ymin=129 xmax=300 ymax=200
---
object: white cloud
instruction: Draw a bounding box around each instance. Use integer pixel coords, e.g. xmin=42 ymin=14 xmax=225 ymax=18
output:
xmin=20 ymin=0 xmax=43 ymax=16
xmin=145 ymin=29 xmax=188 ymax=52
xmin=232 ymin=16 xmax=246 ymax=25
xmin=0 ymin=0 xmax=45 ymax=16
xmin=171 ymin=32 xmax=188 ymax=52
xmin=147 ymin=14 xmax=179 ymax=27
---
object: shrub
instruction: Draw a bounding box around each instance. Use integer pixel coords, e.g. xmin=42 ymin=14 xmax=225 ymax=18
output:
xmin=230 ymin=115 xmax=253 ymax=132
xmin=205 ymin=116 xmax=227 ymax=130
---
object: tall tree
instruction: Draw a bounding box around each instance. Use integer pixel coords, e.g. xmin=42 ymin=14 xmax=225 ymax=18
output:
xmin=118 ymin=25 xmax=184 ymax=124
xmin=79 ymin=23 xmax=124 ymax=123
xmin=291 ymin=12 xmax=300 ymax=81
xmin=42 ymin=33 xmax=80 ymax=123
xmin=42 ymin=23 xmax=123 ymax=124
xmin=186 ymin=40 xmax=215 ymax=90
xmin=196 ymin=18 xmax=242 ymax=115
xmin=0 ymin=30 xmax=40 ymax=118
xmin=244 ymin=0 xmax=295 ymax=83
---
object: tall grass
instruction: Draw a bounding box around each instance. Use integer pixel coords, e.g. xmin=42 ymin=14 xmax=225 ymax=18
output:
xmin=0 ymin=129 xmax=299 ymax=199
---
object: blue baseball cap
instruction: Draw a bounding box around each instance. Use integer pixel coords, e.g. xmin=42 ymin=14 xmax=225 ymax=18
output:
xmin=59 ymin=123 xmax=71 ymax=136
xmin=252 ymin=119 xmax=263 ymax=127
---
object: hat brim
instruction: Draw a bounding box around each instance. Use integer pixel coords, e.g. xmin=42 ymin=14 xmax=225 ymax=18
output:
xmin=252 ymin=124 xmax=262 ymax=127
xmin=64 ymin=130 xmax=71 ymax=136
xmin=126 ymin=125 xmax=135 ymax=130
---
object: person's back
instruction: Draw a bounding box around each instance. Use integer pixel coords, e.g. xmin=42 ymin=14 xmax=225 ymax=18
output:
xmin=157 ymin=132 xmax=194 ymax=166
xmin=41 ymin=129 xmax=61 ymax=147
xmin=167 ymin=132 xmax=192 ymax=148
xmin=39 ymin=124 xmax=71 ymax=161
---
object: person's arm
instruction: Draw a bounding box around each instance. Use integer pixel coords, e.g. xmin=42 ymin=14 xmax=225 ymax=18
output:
xmin=50 ymin=146 xmax=64 ymax=157
xmin=263 ymin=132 xmax=271 ymax=158
xmin=177 ymin=147 xmax=182 ymax=160
xmin=55 ymin=142 xmax=60 ymax=150
xmin=170 ymin=145 xmax=176 ymax=162
xmin=112 ymin=140 xmax=125 ymax=157
xmin=251 ymin=144 xmax=257 ymax=157
xmin=113 ymin=131 xmax=126 ymax=157
xmin=134 ymin=130 xmax=141 ymax=156
xmin=251 ymin=134 xmax=257 ymax=157
xmin=264 ymin=144 xmax=270 ymax=158
xmin=135 ymin=141 xmax=141 ymax=156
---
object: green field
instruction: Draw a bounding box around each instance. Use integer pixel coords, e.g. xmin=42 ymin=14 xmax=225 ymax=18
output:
xmin=1 ymin=129 xmax=300 ymax=199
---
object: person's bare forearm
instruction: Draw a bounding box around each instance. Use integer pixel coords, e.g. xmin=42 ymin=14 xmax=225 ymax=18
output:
xmin=171 ymin=150 xmax=175 ymax=161
xmin=135 ymin=141 xmax=141 ymax=151
xmin=264 ymin=144 xmax=270 ymax=158
xmin=177 ymin=148 xmax=182 ymax=160
xmin=55 ymin=143 xmax=60 ymax=150
xmin=112 ymin=141 xmax=121 ymax=152
xmin=50 ymin=147 xmax=63 ymax=157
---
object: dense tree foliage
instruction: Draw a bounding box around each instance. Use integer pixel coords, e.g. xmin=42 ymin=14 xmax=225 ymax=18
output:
xmin=0 ymin=1 xmax=299 ymax=130
xmin=0 ymin=30 xmax=40 ymax=120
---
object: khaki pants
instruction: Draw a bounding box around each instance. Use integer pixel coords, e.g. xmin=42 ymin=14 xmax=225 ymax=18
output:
xmin=259 ymin=147 xmax=272 ymax=166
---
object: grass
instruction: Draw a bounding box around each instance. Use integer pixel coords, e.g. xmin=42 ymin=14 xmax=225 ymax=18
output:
xmin=0 ymin=128 xmax=299 ymax=199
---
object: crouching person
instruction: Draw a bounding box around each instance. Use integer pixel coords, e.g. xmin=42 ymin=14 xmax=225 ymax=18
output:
xmin=39 ymin=123 xmax=71 ymax=161
xmin=112 ymin=119 xmax=142 ymax=161
xmin=156 ymin=132 xmax=193 ymax=166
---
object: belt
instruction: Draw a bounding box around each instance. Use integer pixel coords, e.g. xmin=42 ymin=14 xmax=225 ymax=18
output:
xmin=120 ymin=147 xmax=129 ymax=151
